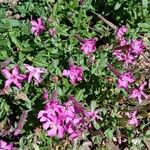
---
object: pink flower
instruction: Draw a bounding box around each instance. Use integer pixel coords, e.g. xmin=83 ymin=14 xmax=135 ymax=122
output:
xmin=25 ymin=64 xmax=46 ymax=85
xmin=80 ymin=38 xmax=96 ymax=55
xmin=30 ymin=17 xmax=45 ymax=36
xmin=113 ymin=49 xmax=124 ymax=61
xmin=65 ymin=116 xmax=84 ymax=139
xmin=38 ymin=91 xmax=66 ymax=138
xmin=64 ymin=97 xmax=88 ymax=139
xmin=116 ymin=26 xmax=128 ymax=39
xmin=38 ymin=109 xmax=65 ymax=138
xmin=129 ymin=82 xmax=148 ymax=103
xmin=123 ymin=52 xmax=136 ymax=67
xmin=38 ymin=91 xmax=102 ymax=140
xmin=1 ymin=66 xmax=26 ymax=89
xmin=117 ymin=72 xmax=135 ymax=90
xmin=0 ymin=140 xmax=13 ymax=150
xmin=113 ymin=49 xmax=136 ymax=67
xmin=63 ymin=64 xmax=83 ymax=85
xmin=113 ymin=36 xmax=137 ymax=67
xmin=38 ymin=92 xmax=91 ymax=140
xmin=48 ymin=28 xmax=57 ymax=37
xmin=127 ymin=111 xmax=139 ymax=127
xmin=38 ymin=99 xmax=65 ymax=138
xmin=131 ymin=39 xmax=145 ymax=55
xmin=86 ymin=109 xmax=101 ymax=121
xmin=43 ymin=88 xmax=49 ymax=100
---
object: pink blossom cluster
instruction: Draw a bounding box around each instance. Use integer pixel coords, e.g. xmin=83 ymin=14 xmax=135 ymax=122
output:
xmin=109 ymin=26 xmax=148 ymax=127
xmin=117 ymin=71 xmax=147 ymax=125
xmin=0 ymin=140 xmax=13 ymax=150
xmin=1 ymin=64 xmax=46 ymax=92
xmin=30 ymin=17 xmax=57 ymax=37
xmin=38 ymin=91 xmax=101 ymax=139
xmin=113 ymin=26 xmax=145 ymax=67
xmin=116 ymin=65 xmax=147 ymax=104
xmin=112 ymin=26 xmax=148 ymax=104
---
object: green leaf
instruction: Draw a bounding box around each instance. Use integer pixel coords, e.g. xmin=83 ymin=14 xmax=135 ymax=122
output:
xmin=104 ymin=129 xmax=114 ymax=139
xmin=33 ymin=51 xmax=49 ymax=67
xmin=32 ymin=143 xmax=40 ymax=150
xmin=75 ymin=89 xmax=85 ymax=101
xmin=0 ymin=50 xmax=8 ymax=60
xmin=72 ymin=0 xmax=79 ymax=8
xmin=22 ymin=23 xmax=30 ymax=35
xmin=9 ymin=33 xmax=24 ymax=51
xmin=8 ymin=19 xmax=20 ymax=27
xmin=93 ymin=121 xmax=100 ymax=130
xmin=91 ymin=100 xmax=97 ymax=111
xmin=142 ymin=0 xmax=148 ymax=7
xmin=146 ymin=130 xmax=150 ymax=136
xmin=114 ymin=2 xmax=121 ymax=10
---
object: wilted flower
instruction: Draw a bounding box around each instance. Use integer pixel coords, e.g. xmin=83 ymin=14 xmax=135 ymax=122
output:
xmin=79 ymin=0 xmax=84 ymax=4
xmin=127 ymin=111 xmax=139 ymax=127
xmin=130 ymin=82 xmax=148 ymax=103
xmin=30 ymin=17 xmax=45 ymax=36
xmin=80 ymin=38 xmax=96 ymax=55
xmin=0 ymin=140 xmax=13 ymax=150
xmin=48 ymin=28 xmax=57 ymax=37
xmin=1 ymin=66 xmax=26 ymax=89
xmin=25 ymin=64 xmax=46 ymax=85
xmin=14 ymin=110 xmax=28 ymax=136
xmin=117 ymin=72 xmax=135 ymax=90
xmin=63 ymin=64 xmax=83 ymax=85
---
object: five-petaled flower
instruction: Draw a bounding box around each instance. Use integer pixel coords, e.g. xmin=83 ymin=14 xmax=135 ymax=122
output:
xmin=80 ymin=38 xmax=96 ymax=55
xmin=127 ymin=111 xmax=139 ymax=127
xmin=30 ymin=17 xmax=45 ymax=36
xmin=131 ymin=39 xmax=145 ymax=55
xmin=38 ymin=108 xmax=65 ymax=138
xmin=63 ymin=64 xmax=83 ymax=85
xmin=1 ymin=66 xmax=26 ymax=89
xmin=129 ymin=82 xmax=148 ymax=103
xmin=117 ymin=72 xmax=135 ymax=90
xmin=25 ymin=64 xmax=46 ymax=85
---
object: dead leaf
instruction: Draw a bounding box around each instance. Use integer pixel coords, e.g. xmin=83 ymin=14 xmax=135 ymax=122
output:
xmin=15 ymin=92 xmax=29 ymax=101
xmin=106 ymin=141 xmax=120 ymax=150
xmin=144 ymin=138 xmax=150 ymax=150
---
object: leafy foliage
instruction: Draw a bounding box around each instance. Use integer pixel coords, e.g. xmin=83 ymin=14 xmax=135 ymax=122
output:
xmin=0 ymin=0 xmax=150 ymax=149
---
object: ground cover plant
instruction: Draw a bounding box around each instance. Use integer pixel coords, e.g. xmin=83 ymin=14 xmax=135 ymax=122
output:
xmin=0 ymin=0 xmax=150 ymax=149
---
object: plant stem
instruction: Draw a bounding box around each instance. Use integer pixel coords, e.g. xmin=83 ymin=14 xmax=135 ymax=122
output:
xmin=93 ymin=12 xmax=118 ymax=30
